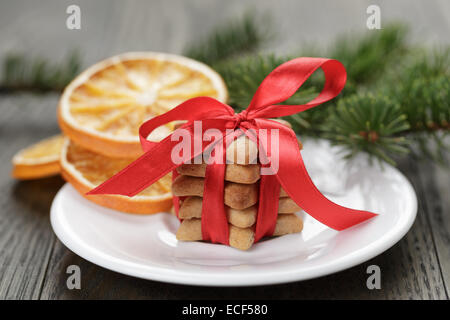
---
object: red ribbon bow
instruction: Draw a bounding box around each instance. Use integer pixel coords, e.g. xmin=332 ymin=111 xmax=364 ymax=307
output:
xmin=89 ymin=57 xmax=377 ymax=245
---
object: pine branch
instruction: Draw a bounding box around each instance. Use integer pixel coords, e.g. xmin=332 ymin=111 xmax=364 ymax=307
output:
xmin=321 ymin=93 xmax=410 ymax=166
xmin=184 ymin=12 xmax=273 ymax=65
xmin=384 ymin=49 xmax=450 ymax=162
xmin=0 ymin=50 xmax=81 ymax=93
xmin=387 ymin=49 xmax=450 ymax=131
xmin=328 ymin=23 xmax=408 ymax=85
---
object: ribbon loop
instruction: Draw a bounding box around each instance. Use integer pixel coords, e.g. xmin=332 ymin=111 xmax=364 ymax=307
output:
xmin=139 ymin=96 xmax=233 ymax=152
xmin=247 ymin=58 xmax=346 ymax=119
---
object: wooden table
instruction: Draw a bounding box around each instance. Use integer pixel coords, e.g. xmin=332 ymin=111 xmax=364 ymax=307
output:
xmin=0 ymin=0 xmax=449 ymax=300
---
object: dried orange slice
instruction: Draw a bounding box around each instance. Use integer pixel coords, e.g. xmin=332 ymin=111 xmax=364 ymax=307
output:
xmin=12 ymin=135 xmax=64 ymax=180
xmin=58 ymin=52 xmax=227 ymax=158
xmin=60 ymin=138 xmax=172 ymax=214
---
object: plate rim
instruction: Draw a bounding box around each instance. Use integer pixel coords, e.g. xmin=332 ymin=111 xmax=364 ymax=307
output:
xmin=50 ymin=163 xmax=418 ymax=287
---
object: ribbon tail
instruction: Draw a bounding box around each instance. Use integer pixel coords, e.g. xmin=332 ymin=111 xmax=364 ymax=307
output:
xmin=88 ymin=119 xmax=233 ymax=197
xmin=250 ymin=119 xmax=376 ymax=230
xmin=274 ymin=123 xmax=377 ymax=231
xmin=282 ymin=153 xmax=376 ymax=231
xmin=88 ymin=136 xmax=188 ymax=196
xmin=88 ymin=120 xmax=213 ymax=196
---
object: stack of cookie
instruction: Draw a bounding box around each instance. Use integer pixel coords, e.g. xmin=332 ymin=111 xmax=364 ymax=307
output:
xmin=172 ymin=121 xmax=303 ymax=250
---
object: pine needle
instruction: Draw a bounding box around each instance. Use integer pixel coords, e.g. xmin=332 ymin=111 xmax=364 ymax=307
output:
xmin=184 ymin=12 xmax=273 ymax=65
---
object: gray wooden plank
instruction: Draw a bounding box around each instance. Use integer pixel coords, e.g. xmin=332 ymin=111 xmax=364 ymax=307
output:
xmin=394 ymin=157 xmax=449 ymax=299
xmin=417 ymin=155 xmax=450 ymax=297
xmin=0 ymin=93 xmax=63 ymax=299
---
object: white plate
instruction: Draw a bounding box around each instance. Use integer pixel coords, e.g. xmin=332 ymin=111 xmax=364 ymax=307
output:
xmin=50 ymin=140 xmax=417 ymax=286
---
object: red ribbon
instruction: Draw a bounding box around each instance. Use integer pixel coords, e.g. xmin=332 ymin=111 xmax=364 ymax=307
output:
xmin=88 ymin=57 xmax=377 ymax=245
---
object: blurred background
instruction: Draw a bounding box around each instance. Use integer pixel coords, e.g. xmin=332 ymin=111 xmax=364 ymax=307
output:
xmin=1 ymin=0 xmax=449 ymax=63
xmin=0 ymin=0 xmax=449 ymax=300
xmin=1 ymin=0 xmax=449 ymax=165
